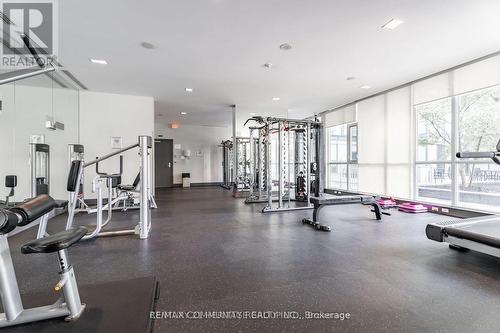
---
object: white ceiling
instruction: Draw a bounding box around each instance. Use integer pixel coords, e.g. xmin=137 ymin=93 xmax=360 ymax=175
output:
xmin=59 ymin=0 xmax=500 ymax=127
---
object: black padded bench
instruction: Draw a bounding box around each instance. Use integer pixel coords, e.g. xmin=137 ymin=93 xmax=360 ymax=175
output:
xmin=302 ymin=193 xmax=388 ymax=231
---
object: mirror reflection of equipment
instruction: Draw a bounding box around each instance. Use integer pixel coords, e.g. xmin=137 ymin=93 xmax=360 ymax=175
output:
xmin=29 ymin=143 xmax=50 ymax=197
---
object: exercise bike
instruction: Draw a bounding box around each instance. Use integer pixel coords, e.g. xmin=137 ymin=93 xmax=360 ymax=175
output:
xmin=0 ymin=195 xmax=87 ymax=327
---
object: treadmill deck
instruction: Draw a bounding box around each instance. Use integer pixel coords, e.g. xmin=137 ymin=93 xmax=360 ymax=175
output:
xmin=427 ymin=215 xmax=500 ymax=249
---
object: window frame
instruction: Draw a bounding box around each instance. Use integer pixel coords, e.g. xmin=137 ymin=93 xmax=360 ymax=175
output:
xmin=326 ymin=123 xmax=358 ymax=190
xmin=413 ymin=84 xmax=500 ymax=210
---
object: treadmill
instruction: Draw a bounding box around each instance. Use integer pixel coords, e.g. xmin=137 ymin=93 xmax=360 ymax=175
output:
xmin=426 ymin=141 xmax=500 ymax=257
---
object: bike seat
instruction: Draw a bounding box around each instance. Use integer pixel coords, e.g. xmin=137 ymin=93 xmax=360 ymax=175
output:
xmin=21 ymin=227 xmax=88 ymax=254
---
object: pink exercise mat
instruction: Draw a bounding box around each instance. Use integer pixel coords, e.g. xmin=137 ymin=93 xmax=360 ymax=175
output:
xmin=376 ymin=199 xmax=398 ymax=208
xmin=398 ymin=202 xmax=428 ymax=213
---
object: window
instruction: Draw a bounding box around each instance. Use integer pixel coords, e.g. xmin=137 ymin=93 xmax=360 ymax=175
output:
xmin=326 ymin=124 xmax=358 ymax=190
xmin=322 ymin=54 xmax=500 ymax=212
xmin=414 ymin=85 xmax=500 ymax=210
xmin=328 ymin=125 xmax=348 ymax=163
xmin=349 ymin=125 xmax=358 ymax=162
xmin=457 ymin=86 xmax=500 ymax=210
xmin=416 ymin=98 xmax=452 ymax=162
xmin=415 ymin=98 xmax=452 ymax=204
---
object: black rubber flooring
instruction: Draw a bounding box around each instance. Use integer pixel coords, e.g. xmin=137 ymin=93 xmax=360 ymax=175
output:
xmin=5 ymin=187 xmax=500 ymax=332
xmin=1 ymin=277 xmax=157 ymax=333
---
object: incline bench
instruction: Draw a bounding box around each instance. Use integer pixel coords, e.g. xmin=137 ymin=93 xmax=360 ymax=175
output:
xmin=302 ymin=193 xmax=389 ymax=231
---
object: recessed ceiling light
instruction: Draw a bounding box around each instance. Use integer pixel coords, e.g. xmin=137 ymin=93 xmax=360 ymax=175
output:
xmin=382 ymin=18 xmax=403 ymax=30
xmin=346 ymin=76 xmax=356 ymax=81
xmin=272 ymin=97 xmax=280 ymax=101
xmin=185 ymin=88 xmax=193 ymax=92
xmin=89 ymin=58 xmax=107 ymax=65
xmin=360 ymin=85 xmax=371 ymax=89
xmin=263 ymin=63 xmax=273 ymax=68
xmin=180 ymin=112 xmax=187 ymax=115
xmin=141 ymin=42 xmax=155 ymax=49
xmin=279 ymin=43 xmax=292 ymax=51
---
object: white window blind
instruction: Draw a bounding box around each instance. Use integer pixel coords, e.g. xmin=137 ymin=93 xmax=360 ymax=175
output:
xmin=324 ymin=104 xmax=356 ymax=127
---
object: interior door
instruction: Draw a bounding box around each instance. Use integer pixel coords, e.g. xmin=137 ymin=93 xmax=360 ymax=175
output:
xmin=155 ymin=139 xmax=173 ymax=187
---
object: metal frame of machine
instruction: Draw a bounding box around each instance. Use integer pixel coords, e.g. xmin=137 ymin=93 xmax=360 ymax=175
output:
xmin=29 ymin=143 xmax=50 ymax=198
xmin=232 ymin=136 xmax=253 ymax=198
xmin=37 ymin=136 xmax=155 ymax=240
xmin=243 ymin=116 xmax=322 ymax=213
xmin=220 ymin=140 xmax=234 ymax=190
xmin=245 ymin=126 xmax=269 ymax=204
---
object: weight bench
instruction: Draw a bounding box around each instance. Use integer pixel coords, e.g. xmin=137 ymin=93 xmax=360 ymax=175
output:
xmin=302 ymin=193 xmax=390 ymax=232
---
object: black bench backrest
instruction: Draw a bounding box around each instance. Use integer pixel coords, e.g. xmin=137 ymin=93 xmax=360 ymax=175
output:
xmin=132 ymin=173 xmax=140 ymax=188
xmin=67 ymin=161 xmax=83 ymax=192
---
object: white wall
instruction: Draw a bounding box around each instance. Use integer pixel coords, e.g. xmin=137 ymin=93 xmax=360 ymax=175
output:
xmin=0 ymin=83 xmax=79 ymax=201
xmin=79 ymin=91 xmax=154 ymax=198
xmin=154 ymin=123 xmax=231 ymax=184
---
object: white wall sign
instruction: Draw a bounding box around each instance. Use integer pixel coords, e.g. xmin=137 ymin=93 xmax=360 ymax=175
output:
xmin=111 ymin=136 xmax=123 ymax=149
xmin=30 ymin=134 xmax=45 ymax=144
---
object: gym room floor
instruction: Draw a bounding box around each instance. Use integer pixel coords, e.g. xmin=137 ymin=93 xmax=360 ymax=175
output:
xmin=6 ymin=187 xmax=500 ymax=332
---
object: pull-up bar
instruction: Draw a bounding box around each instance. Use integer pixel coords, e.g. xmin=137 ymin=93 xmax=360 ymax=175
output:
xmin=84 ymin=143 xmax=139 ymax=168
xmin=0 ymin=33 xmax=56 ymax=85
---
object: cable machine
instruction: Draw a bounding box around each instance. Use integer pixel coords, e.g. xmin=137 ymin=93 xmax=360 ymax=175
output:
xmin=68 ymin=144 xmax=86 ymax=209
xmin=39 ymin=136 xmax=154 ymax=240
xmin=220 ymin=140 xmax=233 ymax=190
xmin=243 ymin=116 xmax=322 ymax=213
xmin=29 ymin=143 xmax=50 ymax=197
xmin=232 ymin=137 xmax=253 ymax=198
xmin=245 ymin=126 xmax=269 ymax=203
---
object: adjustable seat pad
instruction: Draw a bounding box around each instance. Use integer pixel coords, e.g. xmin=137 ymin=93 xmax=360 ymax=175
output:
xmin=0 ymin=209 xmax=20 ymax=234
xmin=54 ymin=200 xmax=69 ymax=209
xmin=117 ymin=173 xmax=140 ymax=191
xmin=117 ymin=185 xmax=136 ymax=191
xmin=10 ymin=194 xmax=57 ymax=226
xmin=22 ymin=227 xmax=88 ymax=254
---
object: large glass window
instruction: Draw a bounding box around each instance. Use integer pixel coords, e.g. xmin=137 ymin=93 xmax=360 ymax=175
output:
xmin=326 ymin=124 xmax=358 ymax=190
xmin=415 ymin=98 xmax=452 ymax=203
xmin=416 ymin=163 xmax=452 ymax=204
xmin=414 ymin=85 xmax=500 ymax=211
xmin=349 ymin=125 xmax=358 ymax=162
xmin=328 ymin=125 xmax=348 ymax=163
xmin=416 ymin=98 xmax=452 ymax=162
xmin=457 ymin=86 xmax=500 ymax=210
xmin=322 ymin=55 xmax=500 ymax=212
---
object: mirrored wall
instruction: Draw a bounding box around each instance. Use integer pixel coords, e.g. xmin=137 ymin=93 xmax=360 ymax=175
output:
xmin=0 ymin=72 xmax=79 ymax=203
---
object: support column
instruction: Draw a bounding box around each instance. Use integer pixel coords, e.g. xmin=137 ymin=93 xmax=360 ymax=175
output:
xmin=139 ymin=135 xmax=152 ymax=239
